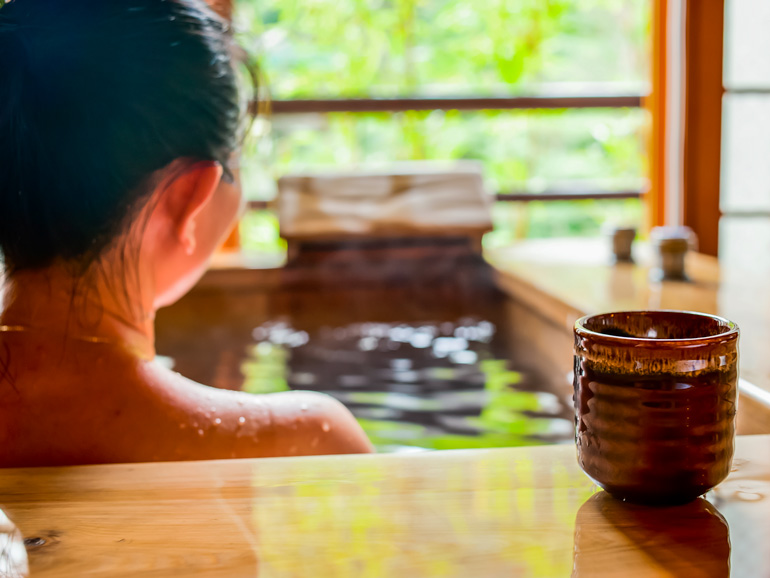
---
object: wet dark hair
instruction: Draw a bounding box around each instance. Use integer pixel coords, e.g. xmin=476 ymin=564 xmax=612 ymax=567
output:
xmin=0 ymin=0 xmax=241 ymax=273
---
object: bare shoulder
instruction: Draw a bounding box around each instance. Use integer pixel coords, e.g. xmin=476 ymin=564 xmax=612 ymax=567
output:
xmin=263 ymin=391 xmax=375 ymax=456
xmin=142 ymin=362 xmax=373 ymax=458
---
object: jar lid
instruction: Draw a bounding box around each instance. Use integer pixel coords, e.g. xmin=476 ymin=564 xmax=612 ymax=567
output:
xmin=602 ymin=224 xmax=637 ymax=235
xmin=655 ymin=237 xmax=689 ymax=253
xmin=650 ymin=226 xmax=695 ymax=252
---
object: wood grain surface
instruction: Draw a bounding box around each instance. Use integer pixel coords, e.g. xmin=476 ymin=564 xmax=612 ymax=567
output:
xmin=1 ymin=435 xmax=769 ymax=577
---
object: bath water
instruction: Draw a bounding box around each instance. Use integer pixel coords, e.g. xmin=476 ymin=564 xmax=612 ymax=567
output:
xmin=156 ymin=250 xmax=574 ymax=452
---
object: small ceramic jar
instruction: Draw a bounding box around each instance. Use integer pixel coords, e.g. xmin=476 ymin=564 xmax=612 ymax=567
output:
xmin=604 ymin=226 xmax=637 ymax=263
xmin=573 ymin=310 xmax=739 ymax=505
xmin=650 ymin=226 xmax=697 ymax=281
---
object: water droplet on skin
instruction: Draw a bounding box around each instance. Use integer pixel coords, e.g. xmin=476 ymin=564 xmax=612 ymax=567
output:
xmin=179 ymin=423 xmax=187 ymax=429
xmin=238 ymin=416 xmax=246 ymax=426
xmin=213 ymin=418 xmax=222 ymax=426
xmin=322 ymin=422 xmax=331 ymax=433
xmin=230 ymin=452 xmax=237 ymax=458
xmin=289 ymin=445 xmax=298 ymax=454
xmin=192 ymin=421 xmax=199 ymax=428
xmin=311 ymin=437 xmax=319 ymax=448
xmin=197 ymin=429 xmax=205 ymax=437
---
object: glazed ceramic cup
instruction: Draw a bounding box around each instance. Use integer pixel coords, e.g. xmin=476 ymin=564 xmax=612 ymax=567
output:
xmin=573 ymin=311 xmax=739 ymax=505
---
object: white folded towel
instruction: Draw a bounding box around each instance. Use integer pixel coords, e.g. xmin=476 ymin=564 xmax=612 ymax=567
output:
xmin=277 ymin=161 xmax=493 ymax=238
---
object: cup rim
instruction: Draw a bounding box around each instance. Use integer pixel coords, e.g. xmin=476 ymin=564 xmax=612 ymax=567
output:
xmin=574 ymin=310 xmax=739 ymax=344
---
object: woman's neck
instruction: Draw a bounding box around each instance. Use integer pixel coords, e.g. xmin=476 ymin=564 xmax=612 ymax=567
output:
xmin=0 ymin=264 xmax=156 ymax=360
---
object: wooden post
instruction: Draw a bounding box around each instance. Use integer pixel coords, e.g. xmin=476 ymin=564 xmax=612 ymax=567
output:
xmin=681 ymin=0 xmax=725 ymax=257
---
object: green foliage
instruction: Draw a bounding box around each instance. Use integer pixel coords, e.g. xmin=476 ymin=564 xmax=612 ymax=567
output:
xmin=234 ymin=0 xmax=650 ymax=239
xmin=241 ymin=108 xmax=647 ymax=205
xmin=486 ymin=198 xmax=643 ymax=245
xmin=235 ymin=0 xmax=649 ymax=97
xmin=239 ymin=210 xmax=286 ymax=255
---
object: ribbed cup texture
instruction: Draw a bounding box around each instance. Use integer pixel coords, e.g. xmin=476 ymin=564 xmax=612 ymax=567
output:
xmin=574 ymin=311 xmax=739 ymax=505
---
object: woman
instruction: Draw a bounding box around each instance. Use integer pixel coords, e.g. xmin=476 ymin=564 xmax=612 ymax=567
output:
xmin=0 ymin=0 xmax=373 ymax=467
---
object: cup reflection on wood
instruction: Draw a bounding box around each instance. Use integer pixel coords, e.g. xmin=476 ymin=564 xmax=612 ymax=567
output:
xmin=573 ymin=311 xmax=739 ymax=505
xmin=572 ymin=492 xmax=730 ymax=578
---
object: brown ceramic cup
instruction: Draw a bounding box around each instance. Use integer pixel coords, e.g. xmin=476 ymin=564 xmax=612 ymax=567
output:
xmin=573 ymin=311 xmax=739 ymax=505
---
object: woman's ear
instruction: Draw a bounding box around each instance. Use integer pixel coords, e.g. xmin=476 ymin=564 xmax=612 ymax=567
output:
xmin=160 ymin=161 xmax=224 ymax=255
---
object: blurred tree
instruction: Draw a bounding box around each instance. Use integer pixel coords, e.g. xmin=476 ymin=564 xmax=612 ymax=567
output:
xmin=236 ymin=0 xmax=648 ymax=97
xmin=235 ymin=0 xmax=650 ymax=241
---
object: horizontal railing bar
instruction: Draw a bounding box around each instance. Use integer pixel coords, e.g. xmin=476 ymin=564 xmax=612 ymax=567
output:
xmin=256 ymin=94 xmax=644 ymax=115
xmin=246 ymin=189 xmax=644 ymax=211
xmin=495 ymin=189 xmax=643 ymax=202
xmin=724 ymin=88 xmax=770 ymax=95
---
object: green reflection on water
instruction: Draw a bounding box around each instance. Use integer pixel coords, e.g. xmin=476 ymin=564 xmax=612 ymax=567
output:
xmin=357 ymin=418 xmax=543 ymax=452
xmin=240 ymin=327 xmax=567 ymax=450
xmin=241 ymin=343 xmax=290 ymax=394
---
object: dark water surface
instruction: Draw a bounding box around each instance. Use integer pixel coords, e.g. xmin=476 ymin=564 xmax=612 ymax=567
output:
xmin=156 ymin=247 xmax=574 ymax=452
